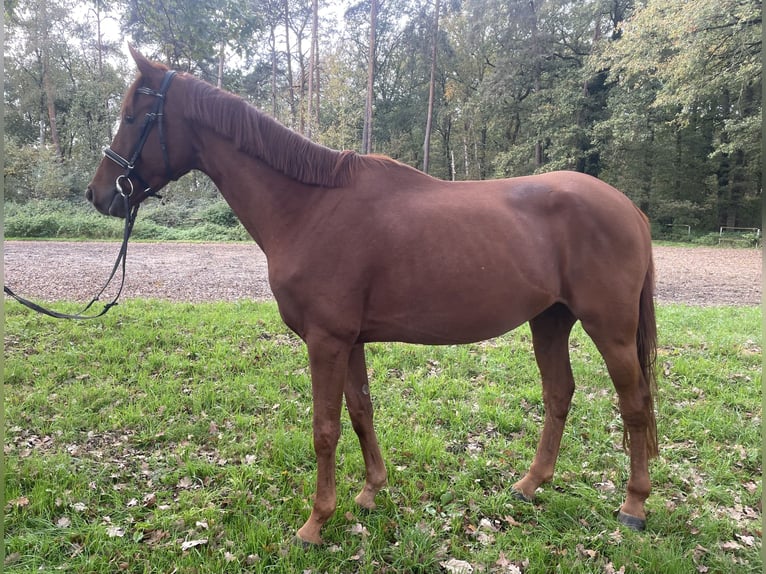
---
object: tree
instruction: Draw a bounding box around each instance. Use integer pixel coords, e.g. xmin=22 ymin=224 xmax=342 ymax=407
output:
xmin=6 ymin=0 xmax=72 ymax=155
xmin=4 ymin=0 xmax=759 ymax=232
xmin=306 ymin=0 xmax=320 ymax=137
xmin=362 ymin=0 xmax=377 ymax=154
xmin=422 ymin=0 xmax=440 ymax=173
xmin=121 ymin=0 xmax=261 ymax=81
xmin=591 ymin=0 xmax=761 ymax=227
xmin=5 ymin=0 xmax=127 ymax=199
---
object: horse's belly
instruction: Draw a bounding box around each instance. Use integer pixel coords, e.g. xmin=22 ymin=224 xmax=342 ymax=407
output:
xmin=359 ymin=282 xmax=554 ymax=345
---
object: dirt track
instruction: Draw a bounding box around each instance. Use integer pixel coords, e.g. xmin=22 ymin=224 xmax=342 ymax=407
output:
xmin=3 ymin=241 xmax=762 ymax=306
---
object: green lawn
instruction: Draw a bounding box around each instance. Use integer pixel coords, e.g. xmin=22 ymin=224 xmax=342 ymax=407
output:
xmin=4 ymin=301 xmax=762 ymax=573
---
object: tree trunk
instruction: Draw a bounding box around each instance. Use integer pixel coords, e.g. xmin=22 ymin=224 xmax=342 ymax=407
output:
xmin=94 ymin=1 xmax=112 ymax=140
xmin=422 ymin=0 xmax=440 ymax=174
xmin=362 ymin=0 xmax=377 ymax=154
xmin=217 ymin=40 xmax=225 ymax=89
xmin=270 ymin=24 xmax=278 ymax=117
xmin=306 ymin=0 xmax=318 ymax=138
xmin=283 ymin=0 xmax=297 ymax=128
xmin=39 ymin=2 xmax=62 ymax=158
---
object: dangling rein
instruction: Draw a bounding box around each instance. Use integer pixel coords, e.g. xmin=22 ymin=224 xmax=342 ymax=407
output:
xmin=4 ymin=190 xmax=138 ymax=320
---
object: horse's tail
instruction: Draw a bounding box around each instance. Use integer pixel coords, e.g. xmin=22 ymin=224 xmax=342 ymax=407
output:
xmin=635 ymin=256 xmax=659 ymax=459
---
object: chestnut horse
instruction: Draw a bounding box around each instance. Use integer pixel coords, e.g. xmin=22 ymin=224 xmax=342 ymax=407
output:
xmin=87 ymin=47 xmax=657 ymax=544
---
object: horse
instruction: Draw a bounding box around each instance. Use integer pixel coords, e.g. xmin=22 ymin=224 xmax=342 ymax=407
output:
xmin=86 ymin=47 xmax=658 ymax=545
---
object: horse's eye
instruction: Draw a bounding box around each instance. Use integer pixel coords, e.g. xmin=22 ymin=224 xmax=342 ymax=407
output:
xmin=124 ymin=115 xmax=135 ymax=125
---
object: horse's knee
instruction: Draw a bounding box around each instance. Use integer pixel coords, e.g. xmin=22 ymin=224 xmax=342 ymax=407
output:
xmin=313 ymin=420 xmax=341 ymax=453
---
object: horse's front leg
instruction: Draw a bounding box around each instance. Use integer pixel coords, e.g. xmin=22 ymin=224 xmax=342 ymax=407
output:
xmin=345 ymin=344 xmax=387 ymax=509
xmin=296 ymin=335 xmax=350 ymax=545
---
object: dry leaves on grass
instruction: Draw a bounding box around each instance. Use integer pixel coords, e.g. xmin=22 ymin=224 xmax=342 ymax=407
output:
xmin=180 ymin=538 xmax=208 ymax=551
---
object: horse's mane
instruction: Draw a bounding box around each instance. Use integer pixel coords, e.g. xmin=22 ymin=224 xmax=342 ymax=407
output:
xmin=182 ymin=76 xmax=357 ymax=188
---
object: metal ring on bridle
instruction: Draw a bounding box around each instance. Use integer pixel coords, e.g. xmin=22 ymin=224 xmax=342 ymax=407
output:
xmin=116 ymin=175 xmax=134 ymax=197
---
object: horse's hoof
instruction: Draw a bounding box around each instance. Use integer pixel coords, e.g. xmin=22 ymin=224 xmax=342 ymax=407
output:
xmin=617 ymin=511 xmax=646 ymax=531
xmin=293 ymin=534 xmax=321 ymax=547
xmin=511 ymin=488 xmax=533 ymax=503
xmin=354 ymin=492 xmax=378 ymax=511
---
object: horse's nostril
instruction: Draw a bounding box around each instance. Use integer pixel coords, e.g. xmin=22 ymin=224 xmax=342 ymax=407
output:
xmin=85 ymin=187 xmax=94 ymax=202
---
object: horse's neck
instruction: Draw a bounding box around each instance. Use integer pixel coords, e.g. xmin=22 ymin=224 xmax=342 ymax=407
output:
xmin=192 ymin=130 xmax=309 ymax=252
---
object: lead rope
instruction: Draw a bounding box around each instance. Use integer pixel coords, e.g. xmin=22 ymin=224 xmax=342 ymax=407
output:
xmin=4 ymin=189 xmax=139 ymax=320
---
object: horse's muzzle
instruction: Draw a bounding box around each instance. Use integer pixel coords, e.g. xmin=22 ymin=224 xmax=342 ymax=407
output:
xmin=85 ymin=186 xmax=127 ymax=218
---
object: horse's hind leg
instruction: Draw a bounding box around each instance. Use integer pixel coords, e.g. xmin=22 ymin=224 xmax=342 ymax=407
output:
xmin=512 ymin=303 xmax=577 ymax=500
xmin=344 ymin=344 xmax=387 ymax=509
xmin=582 ymin=319 xmax=653 ymax=530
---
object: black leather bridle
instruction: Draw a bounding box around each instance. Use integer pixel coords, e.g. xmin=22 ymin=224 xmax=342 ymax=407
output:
xmin=4 ymin=70 xmax=178 ymax=320
xmin=103 ymin=70 xmax=178 ymax=201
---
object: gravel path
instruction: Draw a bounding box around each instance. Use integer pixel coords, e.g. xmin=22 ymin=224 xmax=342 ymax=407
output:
xmin=4 ymin=241 xmax=761 ymax=306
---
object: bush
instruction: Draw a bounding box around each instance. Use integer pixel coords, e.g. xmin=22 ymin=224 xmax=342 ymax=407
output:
xmin=690 ymin=233 xmax=720 ymax=246
xmin=5 ymin=212 xmax=62 ymax=238
xmin=171 ymin=223 xmax=250 ymax=241
xmin=4 ymin=199 xmax=250 ymax=241
xmin=199 ymin=202 xmax=239 ymax=227
xmin=5 ymin=200 xmax=124 ymax=239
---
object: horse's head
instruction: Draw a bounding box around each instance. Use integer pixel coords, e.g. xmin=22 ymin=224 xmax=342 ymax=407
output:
xmin=86 ymin=46 xmax=193 ymax=217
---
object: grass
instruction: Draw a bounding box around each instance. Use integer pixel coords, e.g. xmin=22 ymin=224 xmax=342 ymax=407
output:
xmin=4 ymin=301 xmax=762 ymax=573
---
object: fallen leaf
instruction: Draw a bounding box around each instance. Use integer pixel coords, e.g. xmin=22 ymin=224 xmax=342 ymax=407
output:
xmin=594 ymin=480 xmax=616 ymax=493
xmin=8 ymin=496 xmax=30 ymax=509
xmin=181 ymin=538 xmax=208 ymax=551
xmin=495 ymin=552 xmax=523 ymax=573
xmin=576 ymin=544 xmax=598 ymax=559
xmin=107 ymin=525 xmax=125 ymax=538
xmin=476 ymin=531 xmax=494 ymax=545
xmin=608 ymin=528 xmax=623 ymax=544
xmin=743 ymin=481 xmax=758 ymax=494
xmin=441 ymin=558 xmax=474 ymax=573
xmin=56 ymin=516 xmax=72 ymax=528
xmin=736 ymin=534 xmax=755 ymax=547
xmin=349 ymin=522 xmax=369 ymax=537
xmin=349 ymin=547 xmax=365 ymax=561
xmin=4 ymin=552 xmax=21 ymax=566
xmin=143 ymin=529 xmax=168 ymax=546
xmin=177 ymin=477 xmax=193 ymax=489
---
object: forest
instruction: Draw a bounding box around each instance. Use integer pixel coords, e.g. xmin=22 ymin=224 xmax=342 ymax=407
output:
xmin=4 ymin=0 xmax=762 ymax=236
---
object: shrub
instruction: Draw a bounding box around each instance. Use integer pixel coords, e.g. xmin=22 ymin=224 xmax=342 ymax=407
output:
xmin=5 ymin=200 xmax=124 ymax=239
xmin=199 ymin=202 xmax=239 ymax=227
xmin=690 ymin=233 xmax=721 ymax=246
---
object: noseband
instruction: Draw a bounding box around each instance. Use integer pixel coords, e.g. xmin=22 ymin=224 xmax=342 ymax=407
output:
xmin=103 ymin=70 xmax=177 ymax=200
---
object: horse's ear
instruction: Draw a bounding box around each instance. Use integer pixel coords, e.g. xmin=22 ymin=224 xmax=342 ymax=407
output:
xmin=128 ymin=44 xmax=164 ymax=80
